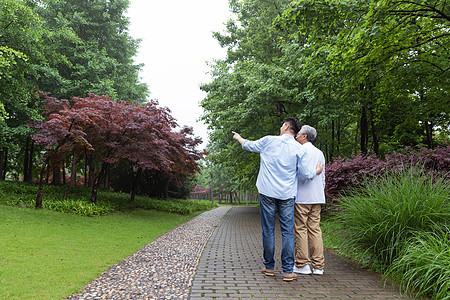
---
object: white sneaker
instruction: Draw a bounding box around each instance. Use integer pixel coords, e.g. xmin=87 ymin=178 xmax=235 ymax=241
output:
xmin=312 ymin=268 xmax=324 ymax=275
xmin=293 ymin=264 xmax=312 ymax=274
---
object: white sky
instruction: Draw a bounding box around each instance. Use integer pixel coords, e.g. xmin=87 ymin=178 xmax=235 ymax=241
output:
xmin=126 ymin=0 xmax=231 ymax=149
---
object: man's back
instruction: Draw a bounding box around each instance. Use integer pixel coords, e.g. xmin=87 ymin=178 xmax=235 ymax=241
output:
xmin=243 ymin=134 xmax=314 ymax=200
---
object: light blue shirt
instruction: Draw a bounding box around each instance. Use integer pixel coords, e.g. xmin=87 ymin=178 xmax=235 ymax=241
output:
xmin=242 ymin=134 xmax=316 ymax=200
xmin=296 ymin=142 xmax=326 ymax=204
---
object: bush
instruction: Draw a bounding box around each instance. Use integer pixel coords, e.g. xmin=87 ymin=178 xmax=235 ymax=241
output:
xmin=326 ymin=145 xmax=450 ymax=201
xmin=387 ymin=227 xmax=450 ymax=300
xmin=44 ymin=200 xmax=113 ymax=216
xmin=0 ymin=180 xmax=217 ymax=216
xmin=337 ymin=166 xmax=449 ymax=268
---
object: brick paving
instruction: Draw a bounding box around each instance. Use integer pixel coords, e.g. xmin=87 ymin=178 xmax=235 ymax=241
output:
xmin=189 ymin=206 xmax=409 ymax=299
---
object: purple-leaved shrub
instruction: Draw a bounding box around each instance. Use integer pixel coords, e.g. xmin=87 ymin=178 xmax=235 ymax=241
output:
xmin=325 ymin=145 xmax=450 ymax=202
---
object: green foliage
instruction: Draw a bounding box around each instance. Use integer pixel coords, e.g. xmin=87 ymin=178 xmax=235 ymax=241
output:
xmin=0 ymin=0 xmax=149 ymax=185
xmin=279 ymin=0 xmax=450 ymax=152
xmin=202 ymin=0 xmax=449 ymax=191
xmin=0 ymin=180 xmax=217 ymax=216
xmin=201 ymin=0 xmax=293 ymax=190
xmin=32 ymin=0 xmax=148 ymax=102
xmin=337 ymin=166 xmax=449 ymax=269
xmin=321 ymin=165 xmax=449 ymax=299
xmin=387 ymin=227 xmax=450 ymax=300
xmin=0 ymin=0 xmax=48 ymax=167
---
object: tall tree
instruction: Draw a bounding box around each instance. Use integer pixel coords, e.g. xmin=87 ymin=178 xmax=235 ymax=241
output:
xmin=1 ymin=0 xmax=150 ymax=183
xmin=202 ymin=0 xmax=449 ymax=190
xmin=279 ymin=0 xmax=449 ymax=153
xmin=31 ymin=0 xmax=148 ymax=102
xmin=0 ymin=0 xmax=73 ymax=180
xmin=201 ymin=0 xmax=293 ymax=189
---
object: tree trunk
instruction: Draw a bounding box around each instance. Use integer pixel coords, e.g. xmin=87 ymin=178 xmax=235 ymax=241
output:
xmin=36 ymin=157 xmax=54 ymax=208
xmin=1 ymin=148 xmax=7 ymax=180
xmin=24 ymin=136 xmax=30 ymax=182
xmin=88 ymin=156 xmax=94 ymax=188
xmin=28 ymin=140 xmax=34 ymax=181
xmin=52 ymin=166 xmax=62 ymax=185
xmin=90 ymin=163 xmax=107 ymax=203
xmin=337 ymin=119 xmax=341 ymax=156
xmin=0 ymin=149 xmax=4 ymax=180
xmin=130 ymin=167 xmax=142 ymax=202
xmin=424 ymin=121 xmax=433 ymax=148
xmin=369 ymin=108 xmax=379 ymax=155
xmin=63 ymin=166 xmax=68 ymax=200
xmin=62 ymin=163 xmax=66 ymax=185
xmin=104 ymin=165 xmax=109 ymax=189
xmin=360 ymin=105 xmax=368 ymax=154
xmin=36 ymin=170 xmax=45 ymax=208
xmin=36 ymin=139 xmax=68 ymax=207
xmin=70 ymin=152 xmax=78 ymax=187
xmin=90 ymin=183 xmax=99 ymax=204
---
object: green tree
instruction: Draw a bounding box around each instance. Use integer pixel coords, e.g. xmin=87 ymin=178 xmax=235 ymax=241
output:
xmin=201 ymin=0 xmax=293 ymax=189
xmin=202 ymin=0 xmax=449 ymax=189
xmin=0 ymin=0 xmax=69 ymax=180
xmin=275 ymin=0 xmax=449 ymax=156
xmin=31 ymin=0 xmax=148 ymax=102
xmin=1 ymin=0 xmax=150 ymax=183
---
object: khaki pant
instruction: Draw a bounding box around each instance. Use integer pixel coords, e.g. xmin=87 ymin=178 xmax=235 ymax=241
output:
xmin=294 ymin=204 xmax=325 ymax=270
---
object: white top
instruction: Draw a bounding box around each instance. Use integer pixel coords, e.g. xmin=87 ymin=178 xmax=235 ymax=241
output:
xmin=296 ymin=142 xmax=326 ymax=204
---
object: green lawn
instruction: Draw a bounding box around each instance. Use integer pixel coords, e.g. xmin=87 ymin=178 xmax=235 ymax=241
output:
xmin=0 ymin=205 xmax=200 ymax=299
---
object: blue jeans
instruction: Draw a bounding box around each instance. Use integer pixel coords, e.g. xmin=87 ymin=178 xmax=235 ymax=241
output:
xmin=259 ymin=194 xmax=295 ymax=273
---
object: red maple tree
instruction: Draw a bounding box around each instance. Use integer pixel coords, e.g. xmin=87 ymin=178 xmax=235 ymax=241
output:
xmin=32 ymin=92 xmax=204 ymax=206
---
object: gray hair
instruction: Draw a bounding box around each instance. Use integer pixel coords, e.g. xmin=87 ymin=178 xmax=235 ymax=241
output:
xmin=300 ymin=125 xmax=317 ymax=142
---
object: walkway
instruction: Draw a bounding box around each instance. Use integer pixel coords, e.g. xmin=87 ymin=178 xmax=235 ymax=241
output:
xmin=190 ymin=206 xmax=408 ymax=299
xmin=68 ymin=206 xmax=409 ymax=299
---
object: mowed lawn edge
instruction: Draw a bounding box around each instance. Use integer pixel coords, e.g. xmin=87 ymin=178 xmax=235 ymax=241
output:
xmin=0 ymin=204 xmax=203 ymax=299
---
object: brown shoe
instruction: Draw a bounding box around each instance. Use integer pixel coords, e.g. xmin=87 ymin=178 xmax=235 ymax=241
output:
xmin=261 ymin=268 xmax=275 ymax=276
xmin=283 ymin=272 xmax=298 ymax=282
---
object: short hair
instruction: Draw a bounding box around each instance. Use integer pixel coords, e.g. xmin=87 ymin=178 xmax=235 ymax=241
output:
xmin=300 ymin=125 xmax=317 ymax=142
xmin=285 ymin=117 xmax=302 ymax=135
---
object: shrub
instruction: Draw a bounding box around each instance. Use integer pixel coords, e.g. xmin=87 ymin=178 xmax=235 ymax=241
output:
xmin=0 ymin=180 xmax=217 ymax=216
xmin=44 ymin=200 xmax=113 ymax=216
xmin=387 ymin=227 xmax=450 ymax=300
xmin=337 ymin=166 xmax=449 ymax=268
xmin=326 ymin=145 xmax=450 ymax=201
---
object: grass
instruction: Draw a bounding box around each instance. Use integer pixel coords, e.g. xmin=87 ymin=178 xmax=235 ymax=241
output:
xmin=0 ymin=204 xmax=202 ymax=299
xmin=386 ymin=227 xmax=450 ymax=300
xmin=336 ymin=166 xmax=449 ymax=268
xmin=323 ymin=166 xmax=449 ymax=300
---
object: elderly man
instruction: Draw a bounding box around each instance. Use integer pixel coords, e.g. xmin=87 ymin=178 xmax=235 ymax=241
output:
xmin=293 ymin=125 xmax=326 ymax=275
xmin=232 ymin=117 xmax=322 ymax=281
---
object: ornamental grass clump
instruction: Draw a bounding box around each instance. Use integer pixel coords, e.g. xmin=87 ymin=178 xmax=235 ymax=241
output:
xmin=386 ymin=226 xmax=449 ymax=300
xmin=337 ymin=166 xmax=449 ymax=269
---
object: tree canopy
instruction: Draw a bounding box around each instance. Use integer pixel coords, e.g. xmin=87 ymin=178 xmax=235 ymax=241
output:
xmin=0 ymin=0 xmax=204 ymax=202
xmin=32 ymin=92 xmax=204 ymax=206
xmin=200 ymin=0 xmax=449 ymax=190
